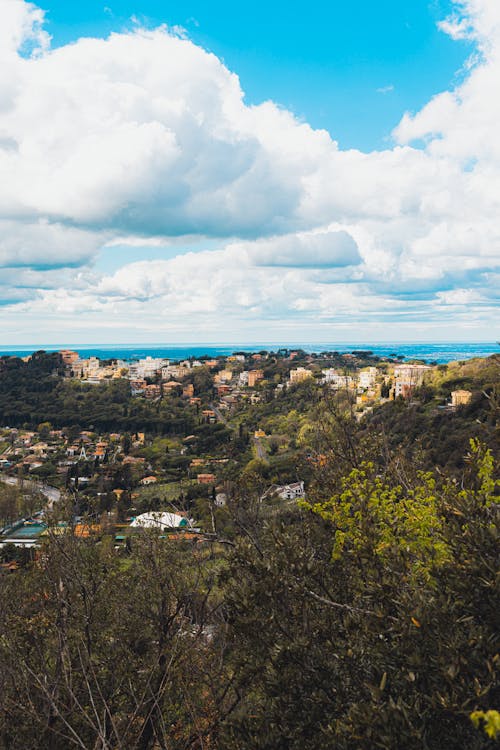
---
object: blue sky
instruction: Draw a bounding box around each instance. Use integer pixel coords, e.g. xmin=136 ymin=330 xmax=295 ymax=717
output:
xmin=0 ymin=0 xmax=499 ymax=345
xmin=43 ymin=0 xmax=471 ymax=151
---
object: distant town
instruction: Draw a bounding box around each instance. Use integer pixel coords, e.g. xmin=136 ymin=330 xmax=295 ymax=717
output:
xmin=0 ymin=346 xmax=481 ymax=557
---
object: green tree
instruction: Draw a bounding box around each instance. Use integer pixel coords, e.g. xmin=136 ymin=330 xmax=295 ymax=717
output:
xmin=221 ymin=442 xmax=499 ymax=749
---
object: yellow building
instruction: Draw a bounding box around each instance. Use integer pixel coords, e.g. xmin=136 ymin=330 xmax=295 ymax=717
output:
xmin=451 ymin=390 xmax=472 ymax=407
xmin=289 ymin=367 xmax=313 ymax=384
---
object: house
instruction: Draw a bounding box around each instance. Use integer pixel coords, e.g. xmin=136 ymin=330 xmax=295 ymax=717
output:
xmin=130 ymin=379 xmax=147 ymax=395
xmin=197 ymin=473 xmax=216 ymax=485
xmin=94 ymin=442 xmax=108 ymax=460
xmin=19 ymin=455 xmax=44 ymax=470
xmin=123 ymin=456 xmax=146 ymax=466
xmin=140 ymin=476 xmax=158 ymax=485
xmin=32 ymin=442 xmax=49 ymax=457
xmin=276 ymin=481 xmax=305 ymax=500
xmin=262 ymin=481 xmax=305 ymax=501
xmin=144 ymin=384 xmax=161 ymax=399
xmin=163 ymin=381 xmax=182 ymax=391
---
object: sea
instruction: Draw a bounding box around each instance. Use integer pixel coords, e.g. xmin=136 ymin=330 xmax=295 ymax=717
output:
xmin=0 ymin=343 xmax=498 ymax=364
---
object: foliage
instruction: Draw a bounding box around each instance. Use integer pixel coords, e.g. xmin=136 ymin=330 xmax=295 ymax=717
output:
xmin=303 ymin=462 xmax=451 ymax=580
xmin=221 ymin=442 xmax=499 ymax=749
xmin=0 ymin=529 xmax=233 ymax=749
xmin=471 ymin=711 xmax=500 ymax=741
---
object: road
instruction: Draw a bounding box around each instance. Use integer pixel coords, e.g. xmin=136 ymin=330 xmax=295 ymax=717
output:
xmin=0 ymin=473 xmax=61 ymax=509
xmin=209 ymin=402 xmax=269 ymax=463
xmin=253 ymin=436 xmax=268 ymax=462
xmin=209 ymin=403 xmax=227 ymax=425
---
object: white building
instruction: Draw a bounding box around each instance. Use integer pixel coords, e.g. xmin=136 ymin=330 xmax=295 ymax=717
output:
xmin=393 ymin=364 xmax=431 ymax=398
xmin=129 ymin=357 xmax=167 ymax=379
xmin=262 ymin=481 xmax=305 ymax=502
xmin=358 ymin=367 xmax=377 ymax=390
xmin=321 ymin=369 xmax=355 ymax=389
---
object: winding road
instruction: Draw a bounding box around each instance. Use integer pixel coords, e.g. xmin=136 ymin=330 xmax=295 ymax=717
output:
xmin=0 ymin=473 xmax=61 ymax=509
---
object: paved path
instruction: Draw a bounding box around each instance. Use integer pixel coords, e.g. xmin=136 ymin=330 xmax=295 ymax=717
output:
xmin=0 ymin=473 xmax=61 ymax=509
xmin=252 ymin=436 xmax=268 ymax=462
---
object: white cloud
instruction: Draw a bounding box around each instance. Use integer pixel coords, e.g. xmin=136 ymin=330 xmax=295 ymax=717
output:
xmin=0 ymin=220 xmax=104 ymax=268
xmin=233 ymin=228 xmax=361 ymax=268
xmin=0 ymin=0 xmax=499 ymax=340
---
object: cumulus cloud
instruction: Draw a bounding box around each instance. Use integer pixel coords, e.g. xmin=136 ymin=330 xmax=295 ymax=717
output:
xmin=234 ymin=229 xmax=361 ymax=268
xmin=0 ymin=0 xmax=499 ymax=340
xmin=0 ymin=220 xmax=104 ymax=268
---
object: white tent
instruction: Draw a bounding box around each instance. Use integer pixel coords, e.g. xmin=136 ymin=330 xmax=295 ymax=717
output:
xmin=130 ymin=512 xmax=191 ymax=530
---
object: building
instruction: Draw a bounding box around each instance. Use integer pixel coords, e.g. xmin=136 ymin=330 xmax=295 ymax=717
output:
xmin=358 ymin=367 xmax=377 ymax=390
xmin=144 ymin=384 xmax=161 ymax=399
xmin=128 ymin=357 xmax=166 ymax=379
xmin=248 ymin=369 xmax=264 ymax=388
xmin=59 ymin=349 xmax=80 ymax=366
xmin=289 ymin=368 xmax=313 ymax=384
xmin=451 ymin=390 xmax=472 ymax=407
xmin=140 ymin=476 xmax=158 ymax=485
xmin=214 ymin=369 xmax=233 ymax=384
xmin=130 ymin=379 xmax=147 ymax=395
xmin=239 ymin=371 xmax=249 ymax=386
xmin=163 ymin=381 xmax=182 ymax=392
xmin=162 ymin=364 xmax=189 ymax=380
xmin=262 ymin=481 xmax=305 ymax=501
xmin=197 ymin=473 xmax=216 ymax=484
xmin=393 ymin=364 xmax=431 ymax=398
xmin=94 ymin=442 xmax=108 ymax=460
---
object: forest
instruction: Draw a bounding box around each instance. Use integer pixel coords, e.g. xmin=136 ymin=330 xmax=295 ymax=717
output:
xmin=0 ymin=420 xmax=498 ymax=747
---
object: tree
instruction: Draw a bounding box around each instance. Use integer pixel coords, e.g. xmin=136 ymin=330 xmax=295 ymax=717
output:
xmin=0 ymin=526 xmax=236 ymax=749
xmin=0 ymin=483 xmax=19 ymax=526
xmin=221 ymin=441 xmax=499 ymax=749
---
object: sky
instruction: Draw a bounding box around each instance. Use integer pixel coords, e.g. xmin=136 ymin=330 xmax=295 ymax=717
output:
xmin=0 ymin=0 xmax=499 ymax=344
